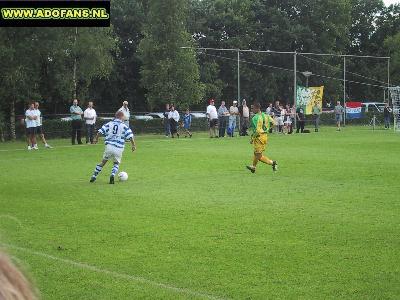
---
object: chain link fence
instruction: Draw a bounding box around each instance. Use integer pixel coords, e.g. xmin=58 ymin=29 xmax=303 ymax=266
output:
xmin=0 ymin=111 xmax=394 ymax=141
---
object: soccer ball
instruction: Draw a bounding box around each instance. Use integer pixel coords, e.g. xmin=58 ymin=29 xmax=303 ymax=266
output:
xmin=118 ymin=171 xmax=128 ymax=181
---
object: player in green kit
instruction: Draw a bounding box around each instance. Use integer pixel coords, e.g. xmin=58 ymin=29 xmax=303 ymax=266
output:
xmin=246 ymin=102 xmax=278 ymax=173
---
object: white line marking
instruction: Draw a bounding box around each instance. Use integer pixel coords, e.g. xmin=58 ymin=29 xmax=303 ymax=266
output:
xmin=0 ymin=137 xmax=224 ymax=152
xmin=0 ymin=215 xmax=24 ymax=228
xmin=0 ymin=144 xmax=100 ymax=152
xmin=1 ymin=243 xmax=228 ymax=300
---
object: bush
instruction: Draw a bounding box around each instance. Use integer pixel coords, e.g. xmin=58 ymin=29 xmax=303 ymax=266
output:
xmin=8 ymin=112 xmax=388 ymax=141
xmin=13 ymin=117 xmax=210 ymax=140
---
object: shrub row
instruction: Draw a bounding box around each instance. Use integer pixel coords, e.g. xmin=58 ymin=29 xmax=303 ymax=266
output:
xmin=8 ymin=111 xmax=389 ymax=140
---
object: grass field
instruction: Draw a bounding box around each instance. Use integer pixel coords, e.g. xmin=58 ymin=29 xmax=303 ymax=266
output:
xmin=1 ymin=127 xmax=399 ymax=299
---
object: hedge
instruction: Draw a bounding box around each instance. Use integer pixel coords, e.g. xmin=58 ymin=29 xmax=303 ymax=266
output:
xmin=7 ymin=111 xmax=390 ymax=140
xmin=12 ymin=117 xmax=210 ymax=140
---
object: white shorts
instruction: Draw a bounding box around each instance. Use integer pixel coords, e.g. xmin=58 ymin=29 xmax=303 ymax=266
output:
xmin=103 ymin=144 xmax=123 ymax=163
xmin=284 ymin=118 xmax=292 ymax=125
xmin=277 ymin=116 xmax=284 ymax=126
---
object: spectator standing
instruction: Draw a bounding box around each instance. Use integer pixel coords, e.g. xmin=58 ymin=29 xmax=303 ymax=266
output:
xmin=228 ymin=101 xmax=239 ymax=137
xmin=283 ymin=104 xmax=293 ymax=134
xmin=168 ymin=105 xmax=180 ymax=138
xmin=25 ymin=102 xmax=38 ymax=150
xmin=206 ymin=99 xmax=219 ymax=138
xmin=272 ymin=101 xmax=282 ymax=133
xmin=218 ymin=101 xmax=229 ymax=137
xmin=384 ymin=103 xmax=392 ymax=129
xmin=34 ymin=102 xmax=52 ymax=148
xmin=312 ymin=102 xmax=321 ymax=132
xmin=290 ymin=105 xmax=296 ymax=125
xmin=240 ymin=99 xmax=250 ymax=136
xmin=163 ymin=103 xmax=171 ymax=137
xmin=266 ymin=103 xmax=273 ymax=115
xmin=334 ymin=101 xmax=344 ymax=131
xmin=296 ymin=107 xmax=305 ymax=133
xmin=118 ymin=100 xmax=130 ymax=126
xmin=183 ymin=109 xmax=193 ymax=138
xmin=84 ymin=101 xmax=97 ymax=144
xmin=266 ymin=103 xmax=274 ymax=133
xmin=70 ymin=99 xmax=83 ymax=145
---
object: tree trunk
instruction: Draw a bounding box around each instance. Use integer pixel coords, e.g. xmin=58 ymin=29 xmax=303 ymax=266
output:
xmin=0 ymin=127 xmax=4 ymax=142
xmin=73 ymin=27 xmax=78 ymax=99
xmin=10 ymin=100 xmax=16 ymax=141
xmin=73 ymin=57 xmax=77 ymax=99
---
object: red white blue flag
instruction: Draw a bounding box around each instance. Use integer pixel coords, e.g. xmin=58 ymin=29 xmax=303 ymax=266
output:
xmin=346 ymin=102 xmax=363 ymax=119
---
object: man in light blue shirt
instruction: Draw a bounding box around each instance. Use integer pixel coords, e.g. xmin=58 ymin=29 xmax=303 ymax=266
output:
xmin=70 ymin=99 xmax=83 ymax=144
xmin=218 ymin=101 xmax=229 ymax=137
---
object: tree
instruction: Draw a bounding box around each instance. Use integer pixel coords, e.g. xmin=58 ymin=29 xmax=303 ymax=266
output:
xmin=188 ymin=0 xmax=351 ymax=104
xmin=34 ymin=27 xmax=117 ymax=113
xmin=138 ymin=0 xmax=204 ymax=110
xmin=89 ymin=0 xmax=147 ymax=111
xmin=0 ymin=28 xmax=42 ymax=140
xmin=385 ymin=32 xmax=400 ymax=86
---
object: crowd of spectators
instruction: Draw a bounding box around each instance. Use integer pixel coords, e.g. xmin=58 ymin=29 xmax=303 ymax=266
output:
xmin=163 ymin=103 xmax=193 ymax=138
xmin=23 ymin=97 xmax=397 ymax=149
xmin=24 ymin=102 xmax=52 ymax=150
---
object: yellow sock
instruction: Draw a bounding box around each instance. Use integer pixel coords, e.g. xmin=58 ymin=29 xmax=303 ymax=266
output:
xmin=252 ymin=155 xmax=259 ymax=167
xmin=260 ymin=155 xmax=273 ymax=165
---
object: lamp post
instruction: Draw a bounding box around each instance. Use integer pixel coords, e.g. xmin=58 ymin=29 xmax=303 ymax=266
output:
xmin=301 ymin=71 xmax=313 ymax=88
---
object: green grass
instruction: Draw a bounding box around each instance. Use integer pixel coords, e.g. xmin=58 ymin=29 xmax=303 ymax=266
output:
xmin=0 ymin=127 xmax=399 ymax=299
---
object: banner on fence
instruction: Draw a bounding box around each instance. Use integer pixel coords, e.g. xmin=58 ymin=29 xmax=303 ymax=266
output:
xmin=296 ymin=86 xmax=324 ymax=115
xmin=346 ymin=102 xmax=363 ymax=119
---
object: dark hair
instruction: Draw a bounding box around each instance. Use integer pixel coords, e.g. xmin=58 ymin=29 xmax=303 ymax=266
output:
xmin=253 ymin=102 xmax=261 ymax=109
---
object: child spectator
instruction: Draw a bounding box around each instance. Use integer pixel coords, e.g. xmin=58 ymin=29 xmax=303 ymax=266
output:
xmin=183 ymin=109 xmax=193 ymax=138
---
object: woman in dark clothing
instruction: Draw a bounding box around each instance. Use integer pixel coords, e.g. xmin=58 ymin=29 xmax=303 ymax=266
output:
xmin=296 ymin=107 xmax=305 ymax=133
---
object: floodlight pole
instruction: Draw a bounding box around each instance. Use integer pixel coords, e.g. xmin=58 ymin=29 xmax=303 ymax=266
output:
xmin=343 ymin=56 xmax=346 ymax=126
xmin=294 ymin=52 xmax=297 ymax=129
xmin=237 ymin=49 xmax=240 ymax=102
xmin=388 ymin=57 xmax=390 ymax=91
xmin=388 ymin=58 xmax=391 ymax=104
xmin=301 ymin=71 xmax=313 ymax=88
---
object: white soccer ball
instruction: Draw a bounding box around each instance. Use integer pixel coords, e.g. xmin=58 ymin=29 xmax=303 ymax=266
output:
xmin=118 ymin=171 xmax=128 ymax=181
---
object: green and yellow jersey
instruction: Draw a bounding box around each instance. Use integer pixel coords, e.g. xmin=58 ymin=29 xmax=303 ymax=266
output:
xmin=250 ymin=112 xmax=274 ymax=138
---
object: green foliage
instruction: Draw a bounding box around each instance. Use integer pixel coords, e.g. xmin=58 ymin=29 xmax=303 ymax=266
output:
xmin=385 ymin=32 xmax=400 ymax=86
xmin=0 ymin=28 xmax=42 ymax=105
xmin=89 ymin=0 xmax=146 ymax=111
xmin=0 ymin=0 xmax=399 ymax=118
xmin=39 ymin=27 xmax=118 ymax=106
xmin=188 ymin=0 xmax=352 ymax=103
xmin=138 ymin=0 xmax=204 ymax=109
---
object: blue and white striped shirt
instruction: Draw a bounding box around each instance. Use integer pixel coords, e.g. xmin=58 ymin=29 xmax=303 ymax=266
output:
xmin=98 ymin=119 xmax=134 ymax=149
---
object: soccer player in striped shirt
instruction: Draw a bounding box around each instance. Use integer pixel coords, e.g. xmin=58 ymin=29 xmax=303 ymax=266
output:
xmin=90 ymin=111 xmax=136 ymax=184
xmin=246 ymin=102 xmax=278 ymax=173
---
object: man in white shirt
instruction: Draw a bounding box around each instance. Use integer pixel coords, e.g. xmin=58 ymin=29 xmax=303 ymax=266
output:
xmin=206 ymin=99 xmax=219 ymax=138
xmin=168 ymin=105 xmax=180 ymax=138
xmin=84 ymin=101 xmax=97 ymax=144
xmin=240 ymin=99 xmax=250 ymax=136
xmin=34 ymin=102 xmax=52 ymax=149
xmin=25 ymin=103 xmax=37 ymax=150
xmin=118 ymin=101 xmax=130 ymax=126
xmin=229 ymin=101 xmax=239 ymax=137
xmin=266 ymin=103 xmax=273 ymax=115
